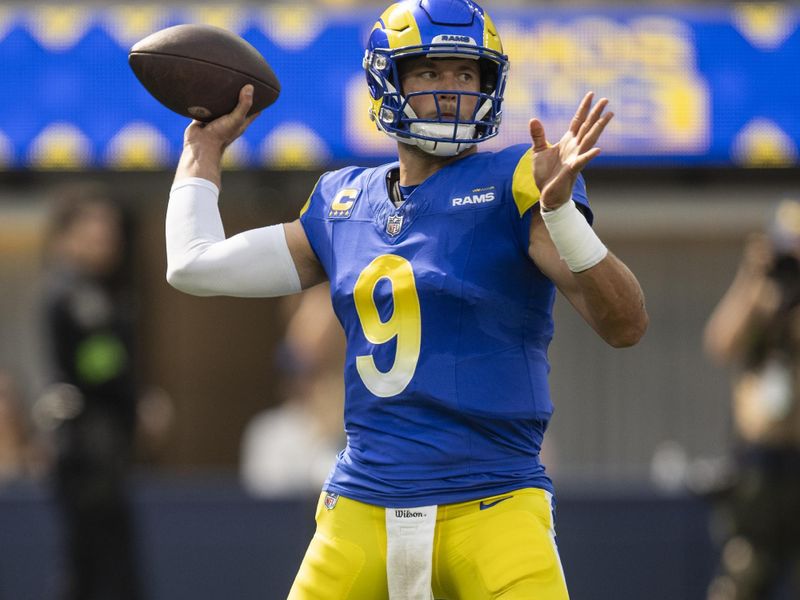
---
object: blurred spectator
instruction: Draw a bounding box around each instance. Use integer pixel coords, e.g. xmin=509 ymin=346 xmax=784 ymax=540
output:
xmin=38 ymin=183 xmax=147 ymax=600
xmin=703 ymin=198 xmax=800 ymax=600
xmin=0 ymin=369 xmax=45 ymax=484
xmin=240 ymin=283 xmax=345 ymax=498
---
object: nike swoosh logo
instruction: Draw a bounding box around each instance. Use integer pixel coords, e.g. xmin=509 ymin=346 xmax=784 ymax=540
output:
xmin=479 ymin=495 xmax=514 ymax=510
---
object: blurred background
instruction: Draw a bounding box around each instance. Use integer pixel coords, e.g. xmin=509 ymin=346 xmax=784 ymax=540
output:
xmin=0 ymin=2 xmax=798 ymax=599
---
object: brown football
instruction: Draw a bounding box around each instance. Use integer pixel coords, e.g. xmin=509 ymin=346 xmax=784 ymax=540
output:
xmin=128 ymin=24 xmax=280 ymax=122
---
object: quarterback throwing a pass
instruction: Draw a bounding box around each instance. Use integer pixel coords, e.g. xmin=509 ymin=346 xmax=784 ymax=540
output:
xmin=165 ymin=0 xmax=648 ymax=597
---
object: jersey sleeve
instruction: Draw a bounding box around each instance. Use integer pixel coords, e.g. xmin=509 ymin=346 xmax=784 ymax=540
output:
xmin=298 ymin=173 xmax=325 ymax=221
xmin=495 ymin=144 xmax=594 ymax=251
xmin=504 ymin=145 xmax=593 ymax=222
xmin=299 ymin=166 xmax=370 ymax=278
xmin=570 ymin=172 xmax=591 ymax=223
xmin=298 ymin=172 xmax=331 ymax=275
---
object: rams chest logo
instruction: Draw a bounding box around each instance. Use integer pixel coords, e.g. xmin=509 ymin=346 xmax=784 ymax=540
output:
xmin=451 ymin=186 xmax=496 ymax=207
xmin=329 ymin=188 xmax=360 ymax=218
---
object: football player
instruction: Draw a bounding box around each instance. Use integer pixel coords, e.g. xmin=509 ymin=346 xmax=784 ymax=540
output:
xmin=165 ymin=0 xmax=648 ymax=597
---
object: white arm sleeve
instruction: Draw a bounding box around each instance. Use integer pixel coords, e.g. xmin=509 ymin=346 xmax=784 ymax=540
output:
xmin=166 ymin=177 xmax=302 ymax=297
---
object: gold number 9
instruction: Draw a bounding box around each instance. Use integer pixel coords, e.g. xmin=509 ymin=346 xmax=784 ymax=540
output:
xmin=353 ymin=255 xmax=421 ymax=397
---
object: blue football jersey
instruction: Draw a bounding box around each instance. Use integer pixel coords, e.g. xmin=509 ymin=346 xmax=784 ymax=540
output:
xmin=299 ymin=143 xmax=591 ymax=507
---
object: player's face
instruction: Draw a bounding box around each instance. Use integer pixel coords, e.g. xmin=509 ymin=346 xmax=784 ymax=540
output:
xmin=399 ymin=57 xmax=481 ymax=122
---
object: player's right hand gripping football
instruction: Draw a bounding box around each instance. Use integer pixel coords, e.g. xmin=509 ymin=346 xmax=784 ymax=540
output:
xmin=183 ymin=84 xmax=261 ymax=155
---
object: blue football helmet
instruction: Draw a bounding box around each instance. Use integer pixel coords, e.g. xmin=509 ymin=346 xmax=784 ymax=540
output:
xmin=364 ymin=0 xmax=509 ymax=157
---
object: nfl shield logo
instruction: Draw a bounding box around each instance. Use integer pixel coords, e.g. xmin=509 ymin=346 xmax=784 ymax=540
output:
xmin=324 ymin=492 xmax=339 ymax=510
xmin=386 ymin=214 xmax=404 ymax=236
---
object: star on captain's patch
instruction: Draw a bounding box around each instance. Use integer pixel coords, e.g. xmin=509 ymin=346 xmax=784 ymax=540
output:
xmin=386 ymin=214 xmax=404 ymax=236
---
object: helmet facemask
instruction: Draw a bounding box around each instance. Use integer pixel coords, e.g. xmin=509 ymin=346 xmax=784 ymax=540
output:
xmin=364 ymin=43 xmax=508 ymax=157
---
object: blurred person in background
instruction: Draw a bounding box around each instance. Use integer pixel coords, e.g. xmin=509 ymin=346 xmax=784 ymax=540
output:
xmin=240 ymin=283 xmax=345 ymax=498
xmin=704 ymin=198 xmax=800 ymax=600
xmin=164 ymin=0 xmax=647 ymax=596
xmin=38 ymin=183 xmax=159 ymax=600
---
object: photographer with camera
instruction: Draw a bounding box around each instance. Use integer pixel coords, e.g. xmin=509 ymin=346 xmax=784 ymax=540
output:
xmin=704 ymin=198 xmax=800 ymax=600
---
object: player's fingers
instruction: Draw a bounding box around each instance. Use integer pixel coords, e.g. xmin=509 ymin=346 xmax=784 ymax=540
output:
xmin=572 ymin=147 xmax=602 ymax=172
xmin=529 ymin=119 xmax=548 ymax=152
xmin=207 ymin=85 xmax=253 ymax=138
xmin=231 ymin=84 xmax=254 ymax=121
xmin=569 ymin=91 xmax=594 ymax=135
xmin=577 ymin=98 xmax=609 ymax=141
xmin=578 ymin=112 xmax=614 ymax=154
xmin=216 ymin=85 xmax=253 ymax=130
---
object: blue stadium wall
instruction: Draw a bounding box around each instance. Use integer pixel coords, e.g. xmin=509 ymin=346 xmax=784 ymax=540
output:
xmin=0 ymin=3 xmax=798 ymax=170
xmin=0 ymin=478 xmax=719 ymax=600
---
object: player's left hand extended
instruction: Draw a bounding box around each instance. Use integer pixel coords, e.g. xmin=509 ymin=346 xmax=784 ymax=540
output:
xmin=530 ymin=92 xmax=613 ymax=211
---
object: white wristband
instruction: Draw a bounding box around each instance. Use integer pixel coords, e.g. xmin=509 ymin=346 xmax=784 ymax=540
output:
xmin=540 ymin=199 xmax=608 ymax=272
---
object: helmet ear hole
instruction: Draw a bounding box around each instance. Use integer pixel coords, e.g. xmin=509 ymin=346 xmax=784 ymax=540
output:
xmin=395 ymin=57 xmax=413 ymax=95
xmin=479 ymin=59 xmax=497 ymax=95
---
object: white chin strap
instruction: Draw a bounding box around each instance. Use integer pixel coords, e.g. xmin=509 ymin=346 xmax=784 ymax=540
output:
xmin=405 ymin=122 xmax=476 ymax=157
xmin=400 ymin=98 xmax=491 ymax=157
xmin=376 ymin=86 xmax=493 ymax=157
